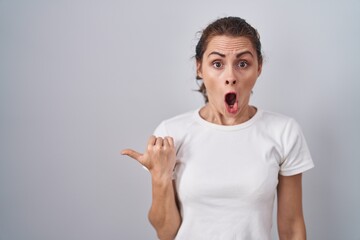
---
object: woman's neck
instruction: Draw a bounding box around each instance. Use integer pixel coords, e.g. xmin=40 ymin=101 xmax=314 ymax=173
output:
xmin=199 ymin=103 xmax=256 ymax=126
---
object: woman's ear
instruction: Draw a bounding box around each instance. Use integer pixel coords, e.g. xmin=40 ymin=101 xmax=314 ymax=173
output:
xmin=257 ymin=63 xmax=262 ymax=77
xmin=196 ymin=61 xmax=203 ymax=79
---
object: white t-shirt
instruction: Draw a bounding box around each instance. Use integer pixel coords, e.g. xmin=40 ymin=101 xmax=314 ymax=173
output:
xmin=153 ymin=108 xmax=314 ymax=240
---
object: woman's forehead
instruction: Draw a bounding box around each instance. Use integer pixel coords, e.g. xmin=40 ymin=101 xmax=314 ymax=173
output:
xmin=205 ymin=35 xmax=255 ymax=56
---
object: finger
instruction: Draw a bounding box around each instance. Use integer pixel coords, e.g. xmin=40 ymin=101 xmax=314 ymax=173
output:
xmin=165 ymin=136 xmax=174 ymax=147
xmin=155 ymin=137 xmax=163 ymax=147
xmin=163 ymin=137 xmax=170 ymax=148
xmin=121 ymin=149 xmax=142 ymax=162
xmin=148 ymin=135 xmax=157 ymax=146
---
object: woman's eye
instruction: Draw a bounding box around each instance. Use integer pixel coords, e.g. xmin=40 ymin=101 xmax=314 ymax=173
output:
xmin=238 ymin=61 xmax=248 ymax=68
xmin=212 ymin=61 xmax=223 ymax=68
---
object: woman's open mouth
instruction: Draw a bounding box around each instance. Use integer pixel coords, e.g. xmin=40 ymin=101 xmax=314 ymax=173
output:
xmin=225 ymin=92 xmax=238 ymax=114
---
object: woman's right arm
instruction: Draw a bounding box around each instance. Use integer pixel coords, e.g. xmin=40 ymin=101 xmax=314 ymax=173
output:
xmin=122 ymin=136 xmax=181 ymax=240
xmin=148 ymin=178 xmax=181 ymax=239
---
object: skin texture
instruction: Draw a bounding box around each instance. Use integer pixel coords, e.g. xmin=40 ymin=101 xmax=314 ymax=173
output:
xmin=122 ymin=35 xmax=307 ymax=240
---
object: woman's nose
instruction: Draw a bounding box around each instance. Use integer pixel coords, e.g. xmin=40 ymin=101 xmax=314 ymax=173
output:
xmin=225 ymin=80 xmax=237 ymax=85
xmin=225 ymin=66 xmax=237 ymax=85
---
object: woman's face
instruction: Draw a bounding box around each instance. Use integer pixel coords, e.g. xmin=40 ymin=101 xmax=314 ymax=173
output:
xmin=197 ymin=35 xmax=262 ymax=120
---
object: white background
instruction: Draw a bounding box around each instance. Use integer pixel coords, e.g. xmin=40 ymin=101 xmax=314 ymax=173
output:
xmin=1 ymin=0 xmax=359 ymax=239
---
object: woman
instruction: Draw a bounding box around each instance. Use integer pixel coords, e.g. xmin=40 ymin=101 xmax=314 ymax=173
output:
xmin=122 ymin=17 xmax=314 ymax=240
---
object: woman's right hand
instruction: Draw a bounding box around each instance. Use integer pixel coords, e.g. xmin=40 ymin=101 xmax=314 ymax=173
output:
xmin=121 ymin=136 xmax=176 ymax=181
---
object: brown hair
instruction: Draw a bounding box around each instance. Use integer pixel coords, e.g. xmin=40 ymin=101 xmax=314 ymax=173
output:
xmin=195 ymin=16 xmax=263 ymax=103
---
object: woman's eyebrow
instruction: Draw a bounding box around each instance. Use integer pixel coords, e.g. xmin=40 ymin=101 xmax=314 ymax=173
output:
xmin=208 ymin=51 xmax=254 ymax=58
xmin=208 ymin=51 xmax=225 ymax=57
xmin=236 ymin=51 xmax=253 ymax=58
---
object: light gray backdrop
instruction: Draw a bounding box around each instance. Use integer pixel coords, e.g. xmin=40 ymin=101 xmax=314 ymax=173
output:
xmin=1 ymin=0 xmax=359 ymax=239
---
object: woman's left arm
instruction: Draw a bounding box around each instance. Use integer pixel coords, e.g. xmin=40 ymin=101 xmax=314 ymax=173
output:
xmin=277 ymin=173 xmax=307 ymax=240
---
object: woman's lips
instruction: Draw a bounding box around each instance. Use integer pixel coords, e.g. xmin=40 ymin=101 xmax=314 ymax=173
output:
xmin=225 ymin=92 xmax=238 ymax=114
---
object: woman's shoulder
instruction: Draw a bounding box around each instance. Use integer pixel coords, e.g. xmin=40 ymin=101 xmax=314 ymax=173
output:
xmin=257 ymin=109 xmax=302 ymax=132
xmin=154 ymin=109 xmax=198 ymax=136
xmin=259 ymin=109 xmax=296 ymax=124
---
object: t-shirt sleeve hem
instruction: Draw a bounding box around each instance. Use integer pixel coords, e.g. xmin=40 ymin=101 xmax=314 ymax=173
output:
xmin=279 ymin=162 xmax=314 ymax=176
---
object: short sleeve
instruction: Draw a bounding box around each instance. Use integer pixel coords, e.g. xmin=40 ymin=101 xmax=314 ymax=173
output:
xmin=279 ymin=119 xmax=314 ymax=176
